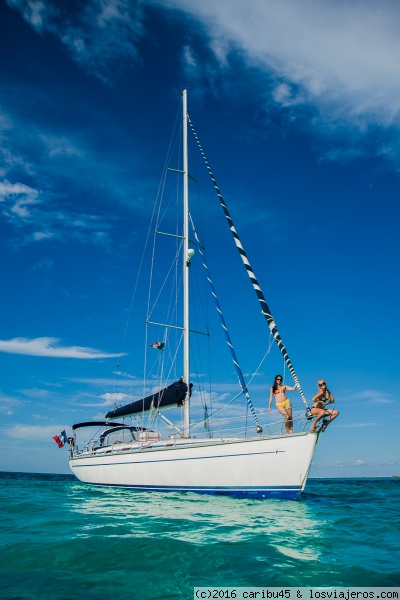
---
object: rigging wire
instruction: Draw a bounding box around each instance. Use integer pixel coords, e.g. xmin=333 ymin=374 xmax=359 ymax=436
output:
xmin=111 ymin=100 xmax=182 ymax=404
xmin=184 ymin=148 xmax=214 ymax=435
xmin=189 ymin=213 xmax=263 ymax=433
xmin=187 ymin=114 xmax=311 ymax=413
xmin=188 ymin=335 xmax=275 ymax=433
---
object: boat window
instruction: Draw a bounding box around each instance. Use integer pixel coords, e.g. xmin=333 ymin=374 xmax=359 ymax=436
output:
xmin=100 ymin=427 xmax=136 ymax=446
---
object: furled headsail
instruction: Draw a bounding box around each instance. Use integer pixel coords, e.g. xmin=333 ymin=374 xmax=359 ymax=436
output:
xmin=105 ymin=379 xmax=189 ymax=419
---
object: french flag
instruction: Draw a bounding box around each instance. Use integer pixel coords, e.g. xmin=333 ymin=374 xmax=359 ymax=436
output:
xmin=150 ymin=341 xmax=165 ymax=350
xmin=52 ymin=430 xmax=67 ymax=448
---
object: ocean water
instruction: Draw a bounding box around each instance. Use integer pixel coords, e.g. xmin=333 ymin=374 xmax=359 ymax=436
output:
xmin=1 ymin=472 xmax=399 ymax=599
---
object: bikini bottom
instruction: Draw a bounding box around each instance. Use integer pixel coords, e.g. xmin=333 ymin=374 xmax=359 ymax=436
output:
xmin=276 ymin=399 xmax=290 ymax=409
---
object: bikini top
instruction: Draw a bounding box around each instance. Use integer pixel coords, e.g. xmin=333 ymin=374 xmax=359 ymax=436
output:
xmin=313 ymin=390 xmax=331 ymax=403
xmin=273 ymin=386 xmax=286 ymax=395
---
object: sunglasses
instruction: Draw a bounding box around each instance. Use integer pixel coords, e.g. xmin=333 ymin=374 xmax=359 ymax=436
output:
xmin=318 ymin=382 xmax=326 ymax=387
xmin=276 ymin=378 xmax=282 ymax=381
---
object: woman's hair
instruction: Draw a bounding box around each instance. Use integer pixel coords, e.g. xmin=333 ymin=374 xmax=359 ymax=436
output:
xmin=272 ymin=374 xmax=283 ymax=393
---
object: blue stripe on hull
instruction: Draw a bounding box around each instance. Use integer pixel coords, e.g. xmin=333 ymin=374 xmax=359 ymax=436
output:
xmin=70 ymin=449 xmax=285 ymax=469
xmin=85 ymin=483 xmax=303 ymax=500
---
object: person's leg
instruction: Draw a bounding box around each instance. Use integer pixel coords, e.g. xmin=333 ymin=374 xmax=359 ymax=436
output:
xmin=310 ymin=408 xmax=325 ymax=432
xmin=286 ymin=402 xmax=293 ymax=434
xmin=322 ymin=408 xmax=339 ymax=428
xmin=277 ymin=404 xmax=290 ymax=433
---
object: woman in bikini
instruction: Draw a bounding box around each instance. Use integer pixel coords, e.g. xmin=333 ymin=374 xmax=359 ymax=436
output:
xmin=310 ymin=379 xmax=339 ymax=432
xmin=268 ymin=374 xmax=297 ymax=434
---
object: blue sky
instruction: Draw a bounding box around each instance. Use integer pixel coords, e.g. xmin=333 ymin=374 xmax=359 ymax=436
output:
xmin=1 ymin=0 xmax=399 ymax=478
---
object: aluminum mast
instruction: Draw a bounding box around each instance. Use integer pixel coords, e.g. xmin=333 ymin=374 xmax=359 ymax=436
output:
xmin=182 ymin=89 xmax=190 ymax=437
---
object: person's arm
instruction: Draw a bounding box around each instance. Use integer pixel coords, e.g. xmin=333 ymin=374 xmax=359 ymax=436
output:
xmin=268 ymin=387 xmax=273 ymax=412
xmin=285 ymin=384 xmax=297 ymax=392
xmin=325 ymin=390 xmax=335 ymax=405
xmin=312 ymin=390 xmax=324 ymax=403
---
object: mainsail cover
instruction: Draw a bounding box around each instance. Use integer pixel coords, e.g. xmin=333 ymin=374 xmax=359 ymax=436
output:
xmin=105 ymin=380 xmax=188 ymax=419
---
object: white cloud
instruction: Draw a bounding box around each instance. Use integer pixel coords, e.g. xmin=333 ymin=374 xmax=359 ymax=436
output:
xmin=100 ymin=392 xmax=132 ymax=403
xmin=312 ymin=460 xmax=346 ymax=469
xmin=8 ymin=0 xmax=400 ymax=134
xmin=158 ymin=0 xmax=400 ymax=122
xmin=6 ymin=0 xmax=52 ymax=32
xmin=0 ymin=176 xmax=114 ymax=246
xmin=0 ymin=392 xmax=24 ymax=415
xmin=31 ymin=258 xmax=54 ymax=270
xmin=4 ymin=424 xmax=64 ymax=441
xmin=32 ymin=231 xmax=54 ymax=241
xmin=0 ymin=105 xmax=121 ymax=246
xmin=91 ymin=392 xmax=136 ymax=407
xmin=113 ymin=370 xmax=138 ymax=380
xmin=70 ymin=377 xmax=133 ymax=387
xmin=0 ymin=180 xmax=38 ymax=200
xmin=39 ymin=135 xmax=83 ymax=158
xmin=0 ymin=337 xmax=120 ymax=359
xmin=339 ymin=422 xmax=379 ymax=428
xmin=313 ymin=459 xmax=370 ymax=469
xmin=7 ymin=0 xmax=146 ymax=82
xmin=19 ymin=388 xmax=50 ymax=399
xmin=352 ymin=389 xmax=394 ymax=404
xmin=0 ymin=180 xmax=40 ymax=219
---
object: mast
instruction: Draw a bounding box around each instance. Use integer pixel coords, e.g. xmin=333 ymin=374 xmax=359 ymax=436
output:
xmin=182 ymin=89 xmax=190 ymax=437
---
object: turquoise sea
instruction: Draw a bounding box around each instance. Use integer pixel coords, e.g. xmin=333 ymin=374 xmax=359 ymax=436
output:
xmin=1 ymin=472 xmax=399 ymax=599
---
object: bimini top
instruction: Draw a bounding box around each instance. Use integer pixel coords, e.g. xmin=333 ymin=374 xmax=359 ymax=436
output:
xmin=72 ymin=421 xmax=126 ymax=431
xmin=105 ymin=379 xmax=189 ymax=419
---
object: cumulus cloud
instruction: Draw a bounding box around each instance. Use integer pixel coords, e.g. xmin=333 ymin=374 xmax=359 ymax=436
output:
xmin=0 ymin=337 xmax=120 ymax=359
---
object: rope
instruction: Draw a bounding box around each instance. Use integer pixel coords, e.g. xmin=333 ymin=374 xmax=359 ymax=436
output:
xmin=189 ymin=213 xmax=262 ymax=433
xmin=187 ymin=114 xmax=310 ymax=411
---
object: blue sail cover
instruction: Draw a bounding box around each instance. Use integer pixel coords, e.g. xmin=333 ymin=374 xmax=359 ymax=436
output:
xmin=105 ymin=380 xmax=188 ymax=419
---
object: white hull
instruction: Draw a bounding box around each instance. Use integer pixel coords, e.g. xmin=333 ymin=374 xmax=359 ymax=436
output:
xmin=69 ymin=431 xmax=318 ymax=499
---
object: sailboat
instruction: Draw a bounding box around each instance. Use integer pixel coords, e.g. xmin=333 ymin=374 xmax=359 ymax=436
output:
xmin=68 ymin=90 xmax=321 ymax=499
